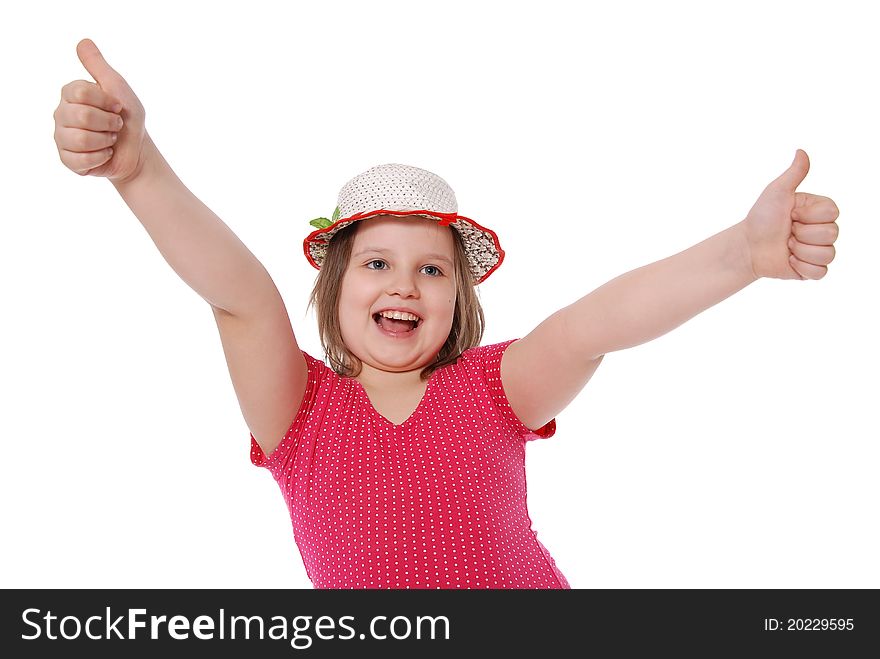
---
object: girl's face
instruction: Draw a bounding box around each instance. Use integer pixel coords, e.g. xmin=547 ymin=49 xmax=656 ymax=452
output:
xmin=339 ymin=215 xmax=457 ymax=377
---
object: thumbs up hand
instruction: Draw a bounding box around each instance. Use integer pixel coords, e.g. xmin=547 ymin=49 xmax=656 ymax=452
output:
xmin=741 ymin=150 xmax=840 ymax=280
xmin=53 ymin=39 xmax=146 ymax=182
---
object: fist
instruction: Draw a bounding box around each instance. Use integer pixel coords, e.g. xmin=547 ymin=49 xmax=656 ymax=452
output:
xmin=53 ymin=39 xmax=147 ymax=182
xmin=743 ymin=150 xmax=840 ymax=280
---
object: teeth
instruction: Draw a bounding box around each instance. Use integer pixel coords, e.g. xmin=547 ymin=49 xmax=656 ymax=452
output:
xmin=378 ymin=310 xmax=420 ymax=322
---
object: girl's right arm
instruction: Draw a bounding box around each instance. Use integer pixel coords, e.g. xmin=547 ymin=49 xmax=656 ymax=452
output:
xmin=53 ymin=39 xmax=307 ymax=457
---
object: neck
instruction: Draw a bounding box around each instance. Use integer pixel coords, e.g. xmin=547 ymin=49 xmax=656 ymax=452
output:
xmin=355 ymin=362 xmax=427 ymax=393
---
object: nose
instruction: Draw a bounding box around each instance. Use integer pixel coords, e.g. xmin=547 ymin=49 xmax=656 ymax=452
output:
xmin=385 ymin=269 xmax=419 ymax=298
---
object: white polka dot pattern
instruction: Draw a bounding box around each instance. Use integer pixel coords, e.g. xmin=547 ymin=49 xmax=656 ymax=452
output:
xmin=249 ymin=339 xmax=568 ymax=589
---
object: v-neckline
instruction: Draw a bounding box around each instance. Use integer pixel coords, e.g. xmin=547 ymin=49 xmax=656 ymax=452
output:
xmin=353 ymin=370 xmax=438 ymax=429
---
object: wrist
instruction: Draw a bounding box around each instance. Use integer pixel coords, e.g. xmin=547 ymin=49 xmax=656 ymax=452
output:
xmin=733 ymin=219 xmax=761 ymax=283
xmin=110 ymin=131 xmax=162 ymax=189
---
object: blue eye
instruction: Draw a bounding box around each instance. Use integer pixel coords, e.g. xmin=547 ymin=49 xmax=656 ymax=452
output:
xmin=365 ymin=260 xmax=444 ymax=276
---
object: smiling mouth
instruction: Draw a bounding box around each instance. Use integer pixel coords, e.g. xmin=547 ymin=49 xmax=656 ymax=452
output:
xmin=373 ymin=313 xmax=422 ymax=332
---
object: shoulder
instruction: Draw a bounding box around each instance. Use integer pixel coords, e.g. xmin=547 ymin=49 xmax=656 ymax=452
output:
xmin=302 ymin=350 xmax=328 ymax=373
xmin=458 ymin=339 xmax=518 ymax=365
xmin=457 ymin=339 xmax=557 ymax=439
xmin=450 ymin=339 xmax=519 ymax=392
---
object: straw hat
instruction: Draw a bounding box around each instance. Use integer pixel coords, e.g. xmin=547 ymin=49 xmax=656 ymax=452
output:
xmin=304 ymin=163 xmax=504 ymax=284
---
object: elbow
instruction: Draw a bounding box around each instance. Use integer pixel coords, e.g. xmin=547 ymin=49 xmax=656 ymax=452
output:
xmin=587 ymin=351 xmax=606 ymax=365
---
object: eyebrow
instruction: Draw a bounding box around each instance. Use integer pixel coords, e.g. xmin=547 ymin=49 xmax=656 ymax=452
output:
xmin=353 ymin=247 xmax=453 ymax=266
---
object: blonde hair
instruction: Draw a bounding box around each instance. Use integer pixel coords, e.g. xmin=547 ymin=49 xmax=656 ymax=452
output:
xmin=306 ymin=219 xmax=485 ymax=381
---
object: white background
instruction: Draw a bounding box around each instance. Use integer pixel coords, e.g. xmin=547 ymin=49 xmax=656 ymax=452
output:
xmin=2 ymin=0 xmax=877 ymax=589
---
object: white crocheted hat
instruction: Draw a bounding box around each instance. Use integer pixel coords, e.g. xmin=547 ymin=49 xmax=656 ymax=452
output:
xmin=304 ymin=163 xmax=505 ymax=284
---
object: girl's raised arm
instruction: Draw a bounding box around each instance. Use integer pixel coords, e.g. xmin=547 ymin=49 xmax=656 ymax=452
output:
xmin=53 ymin=39 xmax=307 ymax=457
xmin=500 ymin=151 xmax=839 ymax=433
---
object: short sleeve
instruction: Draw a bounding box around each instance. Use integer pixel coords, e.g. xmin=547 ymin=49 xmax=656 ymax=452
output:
xmin=249 ymin=350 xmax=323 ymax=468
xmin=472 ymin=338 xmax=557 ymax=441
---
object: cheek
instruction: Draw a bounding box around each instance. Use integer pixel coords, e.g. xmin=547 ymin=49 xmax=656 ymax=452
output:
xmin=338 ymin=275 xmax=372 ymax=310
xmin=435 ymin=299 xmax=456 ymax=331
xmin=338 ymin=315 xmax=365 ymax=353
xmin=339 ymin=306 xmax=367 ymax=332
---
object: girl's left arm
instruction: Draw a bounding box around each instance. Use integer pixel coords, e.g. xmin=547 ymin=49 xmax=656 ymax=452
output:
xmin=564 ymin=220 xmax=755 ymax=360
xmin=501 ymin=150 xmax=839 ymax=432
xmin=564 ymin=149 xmax=840 ymax=360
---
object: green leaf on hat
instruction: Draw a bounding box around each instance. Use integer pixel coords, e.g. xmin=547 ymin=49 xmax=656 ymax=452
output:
xmin=310 ymin=206 xmax=340 ymax=230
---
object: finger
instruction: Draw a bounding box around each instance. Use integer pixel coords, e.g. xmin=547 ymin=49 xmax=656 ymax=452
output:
xmin=788 ymin=237 xmax=836 ymax=266
xmin=789 ymin=253 xmax=827 ymax=280
xmin=60 ymin=80 xmax=122 ymax=113
xmin=791 ymin=221 xmax=839 ymax=246
xmin=771 ymin=149 xmax=810 ymax=192
xmin=57 ymin=102 xmax=123 ymax=133
xmin=792 ymin=194 xmax=840 ymax=223
xmin=59 ymin=147 xmax=114 ymax=175
xmin=54 ymin=125 xmax=118 ymax=153
xmin=76 ymin=39 xmax=124 ymax=88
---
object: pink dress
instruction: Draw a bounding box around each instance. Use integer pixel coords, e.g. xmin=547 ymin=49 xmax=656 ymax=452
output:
xmin=250 ymin=338 xmax=569 ymax=589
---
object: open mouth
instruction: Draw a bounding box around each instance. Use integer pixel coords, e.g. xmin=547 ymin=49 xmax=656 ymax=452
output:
xmin=373 ymin=313 xmax=422 ymax=335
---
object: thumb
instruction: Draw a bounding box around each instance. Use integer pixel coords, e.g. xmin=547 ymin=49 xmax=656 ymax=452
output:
xmin=770 ymin=148 xmax=810 ymax=192
xmin=76 ymin=38 xmax=123 ymax=87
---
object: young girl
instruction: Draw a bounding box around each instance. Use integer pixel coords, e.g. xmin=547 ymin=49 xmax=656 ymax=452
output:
xmin=54 ymin=39 xmax=840 ymax=589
